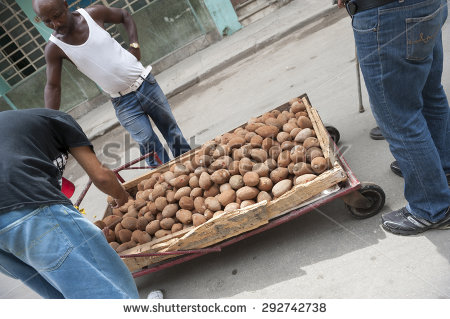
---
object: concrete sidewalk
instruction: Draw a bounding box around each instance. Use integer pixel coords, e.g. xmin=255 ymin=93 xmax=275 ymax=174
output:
xmin=77 ymin=0 xmax=336 ymax=140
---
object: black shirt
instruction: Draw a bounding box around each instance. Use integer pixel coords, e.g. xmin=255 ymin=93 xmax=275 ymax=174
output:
xmin=0 ymin=109 xmax=92 ymax=213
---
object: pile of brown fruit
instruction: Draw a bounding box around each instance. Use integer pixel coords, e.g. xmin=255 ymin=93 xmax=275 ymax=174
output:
xmin=94 ymin=97 xmax=329 ymax=254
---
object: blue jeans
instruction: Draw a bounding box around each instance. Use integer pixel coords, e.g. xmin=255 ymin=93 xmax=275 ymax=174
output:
xmin=112 ymin=74 xmax=191 ymax=166
xmin=352 ymin=0 xmax=450 ymax=222
xmin=0 ymin=205 xmax=139 ymax=299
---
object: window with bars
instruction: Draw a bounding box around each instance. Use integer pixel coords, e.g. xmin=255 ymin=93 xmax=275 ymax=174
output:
xmin=68 ymin=0 xmax=154 ymax=14
xmin=0 ymin=0 xmax=47 ymax=87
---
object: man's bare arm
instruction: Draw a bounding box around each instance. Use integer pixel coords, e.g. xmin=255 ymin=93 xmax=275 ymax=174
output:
xmin=44 ymin=43 xmax=64 ymax=110
xmin=88 ymin=5 xmax=141 ymax=60
xmin=69 ymin=146 xmax=129 ymax=207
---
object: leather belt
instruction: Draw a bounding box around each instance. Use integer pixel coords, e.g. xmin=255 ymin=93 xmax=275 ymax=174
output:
xmin=345 ymin=0 xmax=398 ymax=16
xmin=110 ymin=65 xmax=152 ymax=98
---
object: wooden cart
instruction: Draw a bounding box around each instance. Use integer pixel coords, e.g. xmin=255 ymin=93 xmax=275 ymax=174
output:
xmin=77 ymin=94 xmax=385 ymax=277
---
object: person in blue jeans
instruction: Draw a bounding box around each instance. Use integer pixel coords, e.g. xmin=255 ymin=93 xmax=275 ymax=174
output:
xmin=338 ymin=0 xmax=450 ymax=235
xmin=0 ymin=109 xmax=139 ymax=298
xmin=34 ymin=0 xmax=191 ymax=167
xmin=111 ymin=73 xmax=191 ymax=167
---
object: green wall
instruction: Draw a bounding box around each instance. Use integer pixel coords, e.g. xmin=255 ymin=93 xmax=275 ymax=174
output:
xmin=0 ymin=97 xmax=12 ymax=112
xmin=6 ymin=61 xmax=101 ymax=111
xmin=203 ymin=0 xmax=241 ymax=36
xmin=121 ymin=0 xmax=216 ymax=67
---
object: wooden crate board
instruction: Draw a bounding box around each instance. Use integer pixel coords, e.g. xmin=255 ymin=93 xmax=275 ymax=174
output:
xmin=122 ymin=201 xmax=268 ymax=272
xmin=267 ymin=163 xmax=346 ymax=219
xmin=104 ymin=93 xmax=348 ymax=272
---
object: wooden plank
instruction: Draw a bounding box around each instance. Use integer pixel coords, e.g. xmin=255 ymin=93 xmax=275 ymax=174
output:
xmin=123 ymin=201 xmax=268 ymax=272
xmin=267 ymin=164 xmax=347 ymax=219
xmin=165 ymin=201 xmax=268 ymax=251
xmin=310 ymin=107 xmax=336 ymax=165
xmin=122 ymin=239 xmax=180 ymax=272
xmin=303 ymin=97 xmax=331 ymax=160
xmin=120 ymin=230 xmax=192 ymax=272
xmin=120 ymin=227 xmax=192 ymax=257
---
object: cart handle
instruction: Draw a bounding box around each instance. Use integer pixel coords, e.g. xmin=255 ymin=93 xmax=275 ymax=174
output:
xmin=74 ymin=151 xmax=162 ymax=207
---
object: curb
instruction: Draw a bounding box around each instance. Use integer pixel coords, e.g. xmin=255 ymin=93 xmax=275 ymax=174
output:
xmin=87 ymin=121 xmax=122 ymax=141
xmin=164 ymin=6 xmax=337 ymax=99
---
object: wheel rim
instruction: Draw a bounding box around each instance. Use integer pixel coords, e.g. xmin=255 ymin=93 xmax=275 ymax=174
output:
xmin=347 ymin=187 xmax=385 ymax=219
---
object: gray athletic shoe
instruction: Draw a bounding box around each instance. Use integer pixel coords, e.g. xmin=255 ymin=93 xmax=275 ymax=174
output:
xmin=381 ymin=207 xmax=450 ymax=236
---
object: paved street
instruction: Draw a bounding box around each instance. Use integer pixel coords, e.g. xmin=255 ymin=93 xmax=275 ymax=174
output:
xmin=134 ymin=10 xmax=450 ymax=299
xmin=1 ymin=2 xmax=449 ymax=299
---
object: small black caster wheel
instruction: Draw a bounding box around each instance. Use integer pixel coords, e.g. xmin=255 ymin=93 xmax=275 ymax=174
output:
xmin=345 ymin=183 xmax=385 ymax=219
xmin=325 ymin=125 xmax=340 ymax=144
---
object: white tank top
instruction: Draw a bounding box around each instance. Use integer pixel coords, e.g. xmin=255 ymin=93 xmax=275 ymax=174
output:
xmin=49 ymin=8 xmax=150 ymax=95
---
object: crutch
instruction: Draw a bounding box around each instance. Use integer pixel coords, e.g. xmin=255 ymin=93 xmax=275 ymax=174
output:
xmin=333 ymin=0 xmax=365 ymax=113
xmin=355 ymin=48 xmax=365 ymax=113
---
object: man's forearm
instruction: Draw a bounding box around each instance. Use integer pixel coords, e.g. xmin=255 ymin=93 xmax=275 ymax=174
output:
xmin=45 ymin=84 xmax=61 ymax=110
xmin=92 ymin=167 xmax=129 ymax=206
xmin=69 ymin=146 xmax=130 ymax=207
xmin=121 ymin=9 xmax=138 ymax=43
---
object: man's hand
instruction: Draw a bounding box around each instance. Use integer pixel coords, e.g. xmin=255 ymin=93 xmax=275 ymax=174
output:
xmin=69 ymin=146 xmax=130 ymax=206
xmin=112 ymin=186 xmax=130 ymax=208
xmin=128 ymin=47 xmax=141 ymax=61
xmin=337 ymin=0 xmax=346 ymax=8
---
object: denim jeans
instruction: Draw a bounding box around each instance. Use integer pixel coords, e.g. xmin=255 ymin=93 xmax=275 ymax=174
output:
xmin=0 ymin=205 xmax=139 ymax=299
xmin=352 ymin=0 xmax=450 ymax=222
xmin=112 ymin=73 xmax=191 ymax=167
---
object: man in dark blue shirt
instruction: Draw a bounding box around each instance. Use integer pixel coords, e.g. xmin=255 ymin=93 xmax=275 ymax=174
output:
xmin=0 ymin=109 xmax=139 ymax=298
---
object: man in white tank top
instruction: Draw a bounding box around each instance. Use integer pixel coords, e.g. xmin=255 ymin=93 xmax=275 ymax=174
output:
xmin=33 ymin=0 xmax=191 ymax=167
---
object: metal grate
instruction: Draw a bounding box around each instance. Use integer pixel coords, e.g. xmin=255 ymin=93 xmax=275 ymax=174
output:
xmin=103 ymin=0 xmax=154 ymax=14
xmin=0 ymin=0 xmax=47 ymax=87
xmin=68 ymin=0 xmax=154 ymax=14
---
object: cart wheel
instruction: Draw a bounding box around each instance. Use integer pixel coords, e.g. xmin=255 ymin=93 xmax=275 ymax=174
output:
xmin=345 ymin=183 xmax=385 ymax=219
xmin=325 ymin=125 xmax=340 ymax=144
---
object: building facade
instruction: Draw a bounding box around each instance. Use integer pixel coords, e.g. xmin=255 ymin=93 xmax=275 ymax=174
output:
xmin=0 ymin=0 xmax=241 ymax=114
